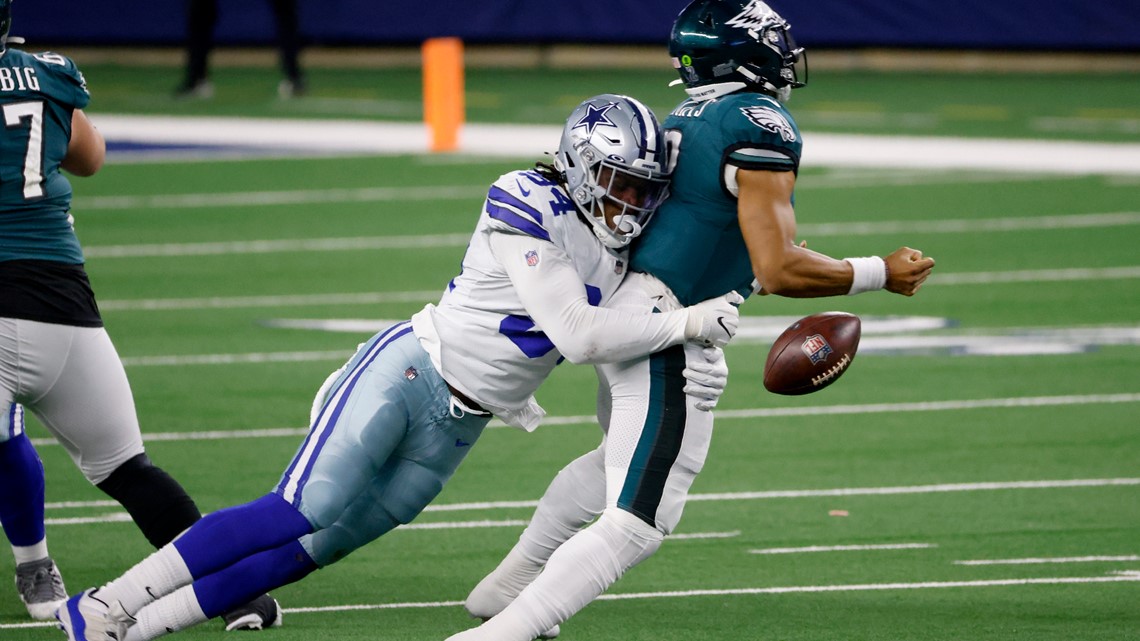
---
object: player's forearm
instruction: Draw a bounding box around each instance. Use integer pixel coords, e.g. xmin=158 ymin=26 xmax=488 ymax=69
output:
xmin=754 ymin=245 xmax=852 ymax=297
xmin=543 ymin=299 xmax=688 ymax=364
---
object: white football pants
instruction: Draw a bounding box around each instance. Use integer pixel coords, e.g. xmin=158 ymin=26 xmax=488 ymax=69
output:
xmin=460 ymin=272 xmax=715 ymax=640
xmin=0 ymin=318 xmax=145 ymax=484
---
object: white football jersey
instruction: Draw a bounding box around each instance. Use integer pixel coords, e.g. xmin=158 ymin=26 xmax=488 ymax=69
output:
xmin=413 ymin=168 xmax=683 ymax=431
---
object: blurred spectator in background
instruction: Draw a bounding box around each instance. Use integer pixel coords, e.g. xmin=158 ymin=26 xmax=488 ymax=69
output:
xmin=175 ymin=0 xmax=306 ymax=99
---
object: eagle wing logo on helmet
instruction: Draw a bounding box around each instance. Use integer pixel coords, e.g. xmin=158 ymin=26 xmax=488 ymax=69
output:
xmin=572 ymin=102 xmax=618 ymax=136
xmin=741 ymin=106 xmax=797 ymax=143
xmin=726 ymin=0 xmax=782 ymax=31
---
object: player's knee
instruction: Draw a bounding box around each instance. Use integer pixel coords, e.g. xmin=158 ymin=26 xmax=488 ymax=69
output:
xmin=97 ymin=453 xmax=202 ymax=548
xmin=304 ymin=506 xmax=399 ymax=567
xmin=81 ymin=444 xmax=146 ymax=486
xmin=300 ymin=479 xmax=351 ymax=529
xmin=305 ymin=524 xmax=365 ymax=567
xmin=594 ymin=507 xmax=664 ymax=568
xmin=605 ymin=507 xmax=664 ymax=541
xmin=383 ymin=479 xmax=444 ymax=525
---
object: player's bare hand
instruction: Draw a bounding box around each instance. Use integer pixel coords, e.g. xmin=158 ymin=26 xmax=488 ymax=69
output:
xmin=885 ymin=247 xmax=935 ymax=296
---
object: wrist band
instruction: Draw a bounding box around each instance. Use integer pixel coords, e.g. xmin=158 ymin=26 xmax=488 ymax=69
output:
xmin=844 ymin=256 xmax=887 ymax=295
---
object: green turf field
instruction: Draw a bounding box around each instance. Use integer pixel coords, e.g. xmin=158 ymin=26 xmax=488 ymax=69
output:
xmin=2 ymin=60 xmax=1138 ymax=640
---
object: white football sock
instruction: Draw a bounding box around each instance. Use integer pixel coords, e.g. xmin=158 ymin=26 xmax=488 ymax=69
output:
xmin=12 ymin=539 xmax=49 ymax=564
xmin=517 ymin=445 xmax=606 ymax=563
xmin=465 ymin=446 xmax=606 ymax=619
xmin=474 ymin=508 xmax=662 ymax=641
xmin=99 ymin=543 xmax=193 ymax=616
xmin=124 ymin=585 xmax=207 ymax=641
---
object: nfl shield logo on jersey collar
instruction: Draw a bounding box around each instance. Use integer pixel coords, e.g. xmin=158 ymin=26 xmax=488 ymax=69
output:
xmin=525 ymin=250 xmax=539 ymax=267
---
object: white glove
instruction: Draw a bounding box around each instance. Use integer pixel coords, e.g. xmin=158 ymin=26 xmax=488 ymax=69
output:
xmin=684 ymin=291 xmax=744 ymax=347
xmin=683 ymin=346 xmax=728 ymax=411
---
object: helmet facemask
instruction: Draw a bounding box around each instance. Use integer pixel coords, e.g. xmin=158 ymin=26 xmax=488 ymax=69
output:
xmin=555 ymin=95 xmax=671 ymax=249
xmin=579 ymin=157 xmax=670 ymax=249
xmin=738 ymin=22 xmax=808 ymax=102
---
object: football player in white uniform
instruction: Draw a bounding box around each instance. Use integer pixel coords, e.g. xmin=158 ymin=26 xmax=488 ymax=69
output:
xmin=55 ymin=94 xmax=743 ymax=641
xmin=453 ymin=2 xmax=936 ymax=640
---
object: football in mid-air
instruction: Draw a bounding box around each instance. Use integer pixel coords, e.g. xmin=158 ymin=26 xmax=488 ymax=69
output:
xmin=763 ymin=312 xmax=861 ymax=395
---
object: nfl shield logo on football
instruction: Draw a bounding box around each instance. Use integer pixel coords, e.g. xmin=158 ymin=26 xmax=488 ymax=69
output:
xmin=800 ymin=334 xmax=833 ymax=364
xmin=525 ymin=250 xmax=539 ymax=267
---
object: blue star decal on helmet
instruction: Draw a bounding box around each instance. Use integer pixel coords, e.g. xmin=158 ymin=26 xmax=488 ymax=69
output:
xmin=572 ymin=102 xmax=617 ymax=136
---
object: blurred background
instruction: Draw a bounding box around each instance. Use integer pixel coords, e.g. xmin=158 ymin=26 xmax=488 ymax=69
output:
xmin=8 ymin=0 xmax=1140 ymax=128
xmin=14 ymin=0 xmax=1140 ymax=49
xmin=3 ymin=2 xmax=1139 ymax=640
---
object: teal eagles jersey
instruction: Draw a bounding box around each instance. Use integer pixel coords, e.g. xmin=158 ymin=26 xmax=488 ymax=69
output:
xmin=0 ymin=49 xmax=90 ymax=264
xmin=630 ymin=92 xmax=801 ymax=305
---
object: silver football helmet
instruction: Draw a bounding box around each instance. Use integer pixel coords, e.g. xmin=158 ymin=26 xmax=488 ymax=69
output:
xmin=554 ymin=94 xmax=670 ymax=249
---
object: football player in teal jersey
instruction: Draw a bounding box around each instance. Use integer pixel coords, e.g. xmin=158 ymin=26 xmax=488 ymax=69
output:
xmin=454 ymin=2 xmax=936 ymax=640
xmin=0 ymin=0 xmax=278 ymax=629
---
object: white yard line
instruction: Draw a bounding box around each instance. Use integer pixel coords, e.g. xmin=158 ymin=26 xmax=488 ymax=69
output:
xmin=99 ymin=291 xmax=440 ymax=311
xmin=596 ymin=574 xmax=1140 ymax=601
xmin=84 ymin=234 xmax=473 ymax=258
xmin=70 ymin=173 xmax=1096 ymax=212
xmin=933 ymin=266 xmax=1140 ymax=285
xmin=6 ymin=573 xmax=1135 ymax=630
xmin=671 ymin=530 xmax=741 ymax=540
xmin=233 ymin=320 xmax=1140 ymax=356
xmin=686 ymin=478 xmax=1140 ymax=503
xmin=29 ymin=394 xmax=1140 ymax=448
xmin=97 ymin=265 xmax=1140 ymax=312
xmin=39 ymin=507 xmax=738 ymax=545
xmin=93 ymin=116 xmax=1140 ymax=175
xmin=752 ymin=543 xmax=937 ymax=554
xmin=802 ymin=212 xmax=1140 ymax=236
xmin=955 ymin=555 xmax=1140 ymax=566
xmin=707 ymin=394 xmax=1140 ymax=422
xmin=39 ymin=477 xmax=1140 ymax=516
xmin=78 ymin=171 xmax=1063 ymax=213
xmin=45 ymin=513 xmax=135 ymax=526
xmin=119 ymin=350 xmax=352 ymax=367
xmin=81 ymin=213 xmax=1140 ymax=259
xmin=396 ymin=519 xmax=526 ymax=530
xmin=77 ymin=185 xmax=487 ymax=211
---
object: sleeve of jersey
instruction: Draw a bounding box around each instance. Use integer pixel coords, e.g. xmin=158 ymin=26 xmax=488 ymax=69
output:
xmin=38 ymin=52 xmax=90 ymax=110
xmin=489 ymin=232 xmax=690 ymax=365
xmin=482 ymin=179 xmax=553 ymax=241
xmin=722 ymin=99 xmax=802 ymax=173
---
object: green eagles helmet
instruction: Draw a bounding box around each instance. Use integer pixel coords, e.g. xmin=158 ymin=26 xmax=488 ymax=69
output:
xmin=669 ymin=0 xmax=807 ymax=102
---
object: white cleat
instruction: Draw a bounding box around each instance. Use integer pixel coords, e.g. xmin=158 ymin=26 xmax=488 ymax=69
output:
xmin=55 ymin=588 xmax=135 ymax=641
xmin=464 ymin=563 xmax=558 ymax=639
